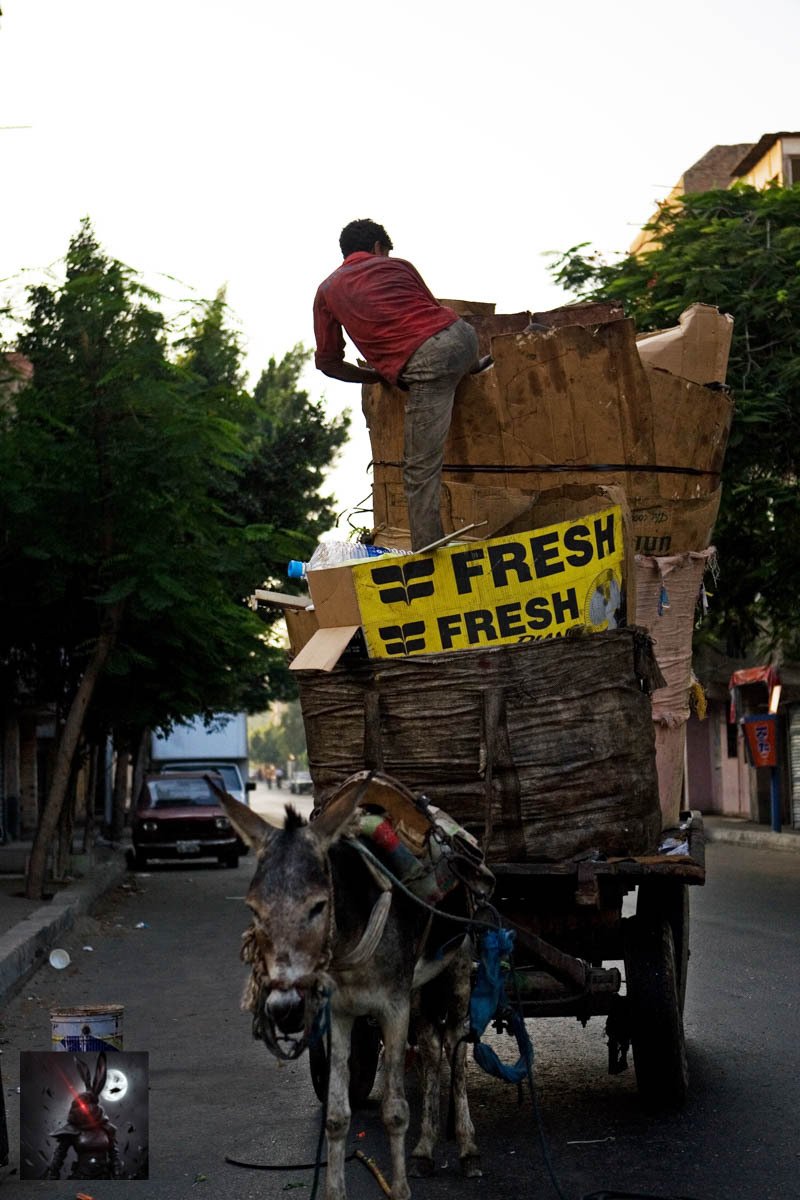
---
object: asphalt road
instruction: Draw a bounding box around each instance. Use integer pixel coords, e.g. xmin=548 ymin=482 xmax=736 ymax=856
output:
xmin=0 ymin=827 xmax=798 ymax=1200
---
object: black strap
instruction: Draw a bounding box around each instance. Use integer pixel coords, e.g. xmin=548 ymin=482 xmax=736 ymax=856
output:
xmin=372 ymin=460 xmax=719 ymax=478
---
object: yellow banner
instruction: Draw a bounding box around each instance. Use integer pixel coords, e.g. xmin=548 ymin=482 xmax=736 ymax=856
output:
xmin=351 ymin=506 xmax=625 ymax=659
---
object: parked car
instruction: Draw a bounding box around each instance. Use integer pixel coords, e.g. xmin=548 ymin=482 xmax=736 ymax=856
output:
xmin=289 ymin=770 xmax=314 ymax=795
xmin=131 ymin=772 xmax=246 ymax=869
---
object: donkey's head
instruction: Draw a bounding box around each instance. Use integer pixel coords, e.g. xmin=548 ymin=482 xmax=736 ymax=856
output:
xmin=213 ymin=782 xmax=362 ymax=1059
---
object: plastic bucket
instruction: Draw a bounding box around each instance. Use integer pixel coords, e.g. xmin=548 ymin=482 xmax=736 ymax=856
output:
xmin=50 ymin=1004 xmax=124 ymax=1052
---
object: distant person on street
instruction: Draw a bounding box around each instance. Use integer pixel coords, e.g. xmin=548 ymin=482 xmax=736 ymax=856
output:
xmin=313 ymin=219 xmax=490 ymax=551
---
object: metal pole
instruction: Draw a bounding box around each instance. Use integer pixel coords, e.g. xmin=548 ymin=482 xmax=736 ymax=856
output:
xmin=770 ymin=765 xmax=782 ymax=833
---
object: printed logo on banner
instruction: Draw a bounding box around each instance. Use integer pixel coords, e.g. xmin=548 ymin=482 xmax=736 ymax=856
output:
xmin=354 ymin=507 xmax=626 ymax=660
xmin=378 ymin=622 xmax=427 ymax=655
xmin=370 ymin=558 xmax=435 ymax=605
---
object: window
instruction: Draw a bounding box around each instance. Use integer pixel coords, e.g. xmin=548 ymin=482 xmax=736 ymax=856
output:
xmin=787 ymin=157 xmax=800 ymax=186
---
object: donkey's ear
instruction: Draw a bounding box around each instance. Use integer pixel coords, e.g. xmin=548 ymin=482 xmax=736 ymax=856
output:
xmin=312 ymin=771 xmax=373 ymax=850
xmin=93 ymin=1052 xmax=107 ymax=1097
xmin=75 ymin=1058 xmax=92 ymax=1091
xmin=205 ymin=774 xmax=278 ymax=849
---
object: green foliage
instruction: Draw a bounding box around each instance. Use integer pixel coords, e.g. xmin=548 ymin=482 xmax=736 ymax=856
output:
xmin=0 ymin=220 xmax=349 ymax=746
xmin=250 ymin=701 xmax=308 ymax=766
xmin=550 ymin=184 xmax=800 ymax=654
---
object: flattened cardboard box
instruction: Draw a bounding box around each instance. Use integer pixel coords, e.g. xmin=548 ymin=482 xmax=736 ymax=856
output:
xmin=374 ymin=479 xmax=722 ymax=557
xmin=636 ymin=303 xmax=733 ymax=386
xmin=291 ymin=506 xmax=628 ymax=671
xmin=362 ymin=319 xmax=657 ymax=491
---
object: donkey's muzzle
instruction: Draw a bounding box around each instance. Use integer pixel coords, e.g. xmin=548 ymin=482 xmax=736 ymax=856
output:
xmin=267 ymin=987 xmax=306 ymax=1034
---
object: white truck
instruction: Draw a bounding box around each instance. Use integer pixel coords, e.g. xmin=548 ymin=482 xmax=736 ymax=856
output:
xmin=150 ymin=712 xmax=254 ymax=806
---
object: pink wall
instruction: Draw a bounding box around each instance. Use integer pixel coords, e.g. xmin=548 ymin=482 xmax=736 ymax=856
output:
xmin=685 ymin=703 xmax=751 ymax=815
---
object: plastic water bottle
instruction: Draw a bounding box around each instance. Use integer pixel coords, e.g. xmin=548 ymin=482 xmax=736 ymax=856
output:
xmin=287 ymin=542 xmax=402 ymax=580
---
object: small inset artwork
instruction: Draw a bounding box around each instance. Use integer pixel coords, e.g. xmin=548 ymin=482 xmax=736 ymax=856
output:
xmin=20 ymin=1050 xmax=149 ymax=1179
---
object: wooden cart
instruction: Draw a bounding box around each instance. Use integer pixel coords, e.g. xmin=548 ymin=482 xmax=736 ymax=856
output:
xmin=489 ymin=809 xmax=705 ymax=1106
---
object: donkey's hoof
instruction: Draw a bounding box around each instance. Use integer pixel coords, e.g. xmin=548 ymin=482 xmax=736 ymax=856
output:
xmin=460 ymin=1154 xmax=483 ymax=1178
xmin=409 ymin=1155 xmax=436 ymax=1178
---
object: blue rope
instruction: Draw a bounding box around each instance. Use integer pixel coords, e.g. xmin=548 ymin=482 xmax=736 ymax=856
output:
xmin=469 ymin=928 xmax=534 ymax=1085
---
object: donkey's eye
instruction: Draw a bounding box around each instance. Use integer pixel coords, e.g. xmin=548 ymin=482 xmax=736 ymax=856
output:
xmin=308 ymin=900 xmax=327 ymax=921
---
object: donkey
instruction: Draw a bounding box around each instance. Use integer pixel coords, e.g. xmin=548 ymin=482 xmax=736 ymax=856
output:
xmin=216 ymin=775 xmax=483 ymax=1200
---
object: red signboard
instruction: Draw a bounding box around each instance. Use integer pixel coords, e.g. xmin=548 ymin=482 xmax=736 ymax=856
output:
xmin=742 ymin=714 xmax=779 ymax=768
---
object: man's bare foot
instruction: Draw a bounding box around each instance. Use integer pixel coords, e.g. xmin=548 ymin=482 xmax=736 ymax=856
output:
xmin=470 ymin=354 xmax=494 ymax=374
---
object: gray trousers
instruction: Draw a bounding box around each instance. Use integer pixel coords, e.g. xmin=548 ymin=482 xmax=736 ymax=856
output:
xmin=398 ymin=318 xmax=479 ymax=551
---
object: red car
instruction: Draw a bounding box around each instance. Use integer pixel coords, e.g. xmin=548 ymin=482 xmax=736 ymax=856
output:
xmin=131 ymin=771 xmax=246 ymax=869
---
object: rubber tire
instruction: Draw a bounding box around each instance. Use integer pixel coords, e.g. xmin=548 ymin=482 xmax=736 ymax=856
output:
xmin=624 ymin=914 xmax=688 ymax=1108
xmin=309 ymin=1016 xmax=382 ymax=1109
xmin=637 ymin=881 xmax=690 ymax=1013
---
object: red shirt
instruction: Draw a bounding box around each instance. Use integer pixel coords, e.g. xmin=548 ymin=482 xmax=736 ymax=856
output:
xmin=313 ymin=252 xmax=459 ymax=385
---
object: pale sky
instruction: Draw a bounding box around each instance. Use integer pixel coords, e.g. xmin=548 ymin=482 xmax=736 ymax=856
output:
xmin=2 ymin=0 xmax=798 ymax=528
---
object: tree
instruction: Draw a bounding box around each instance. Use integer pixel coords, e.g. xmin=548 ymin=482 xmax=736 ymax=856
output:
xmin=551 ymin=184 xmax=800 ymax=655
xmin=250 ymin=701 xmax=308 ymax=767
xmin=0 ymin=222 xmax=348 ymax=895
xmin=172 ymin=298 xmax=350 ymax=704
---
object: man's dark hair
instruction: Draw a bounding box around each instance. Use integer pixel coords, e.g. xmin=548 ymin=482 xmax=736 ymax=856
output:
xmin=339 ymin=219 xmax=393 ymax=257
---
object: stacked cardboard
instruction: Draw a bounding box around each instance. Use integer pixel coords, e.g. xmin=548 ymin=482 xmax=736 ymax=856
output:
xmin=361 ymin=300 xmax=733 ymax=829
xmin=363 ymin=303 xmax=732 ymax=558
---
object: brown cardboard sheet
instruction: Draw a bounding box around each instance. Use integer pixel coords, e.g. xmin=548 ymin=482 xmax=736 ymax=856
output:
xmin=630 ymin=487 xmax=722 ymax=555
xmin=644 ymin=367 xmax=734 ymax=500
xmin=636 ymin=304 xmax=734 ymax=386
xmin=371 ymin=478 xmax=533 ymax=545
xmin=284 ymin=606 xmax=320 ymax=657
xmin=363 ymin=318 xmax=658 ymax=493
xmin=290 ymin=625 xmax=360 ymax=672
xmin=306 ymin=564 xmax=362 ymax=627
xmin=437 ymin=299 xmax=496 ymax=317
xmin=530 ymin=300 xmax=625 ymax=329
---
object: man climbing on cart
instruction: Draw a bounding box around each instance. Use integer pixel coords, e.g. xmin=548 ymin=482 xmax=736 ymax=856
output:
xmin=313 ymin=218 xmax=490 ymax=551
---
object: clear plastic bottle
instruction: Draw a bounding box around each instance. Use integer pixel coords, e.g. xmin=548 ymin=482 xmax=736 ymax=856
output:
xmin=287 ymin=541 xmax=404 ymax=580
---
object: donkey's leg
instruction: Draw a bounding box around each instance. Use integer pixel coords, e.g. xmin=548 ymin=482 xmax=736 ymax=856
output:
xmin=409 ymin=1000 xmax=442 ymax=1177
xmin=325 ymin=1013 xmax=353 ymax=1200
xmin=379 ymin=997 xmax=412 ymax=1200
xmin=444 ymin=952 xmax=481 ymax=1177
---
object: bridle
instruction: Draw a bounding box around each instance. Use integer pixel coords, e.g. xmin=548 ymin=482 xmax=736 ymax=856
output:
xmin=241 ymin=838 xmax=394 ymax=1061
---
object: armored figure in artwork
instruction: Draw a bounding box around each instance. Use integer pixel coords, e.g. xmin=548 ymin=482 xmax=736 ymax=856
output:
xmin=45 ymin=1052 xmax=122 ymax=1179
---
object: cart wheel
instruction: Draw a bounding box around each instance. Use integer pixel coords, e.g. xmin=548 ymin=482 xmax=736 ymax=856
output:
xmin=637 ymin=881 xmax=690 ymax=1013
xmin=309 ymin=1016 xmax=382 ymax=1109
xmin=623 ymin=914 xmax=688 ymax=1107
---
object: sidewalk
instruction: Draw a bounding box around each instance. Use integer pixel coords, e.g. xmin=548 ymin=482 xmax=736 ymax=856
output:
xmin=0 ymin=812 xmax=797 ymax=1007
xmin=703 ymin=813 xmax=800 ymax=852
xmin=0 ymin=840 xmax=128 ymax=1006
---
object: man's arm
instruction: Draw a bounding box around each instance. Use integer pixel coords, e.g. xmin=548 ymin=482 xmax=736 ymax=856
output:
xmin=316 ymin=359 xmax=384 ymax=385
xmin=313 ymin=286 xmax=384 ymax=385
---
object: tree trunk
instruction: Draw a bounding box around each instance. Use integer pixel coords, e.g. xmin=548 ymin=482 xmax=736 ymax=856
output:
xmin=83 ymin=743 xmax=99 ymax=854
xmin=53 ymin=764 xmax=79 ymax=882
xmin=131 ymin=727 xmax=149 ymax=815
xmin=25 ymin=604 xmax=123 ymax=900
xmin=18 ymin=711 xmax=39 ymax=839
xmin=110 ymin=738 xmax=131 ymax=844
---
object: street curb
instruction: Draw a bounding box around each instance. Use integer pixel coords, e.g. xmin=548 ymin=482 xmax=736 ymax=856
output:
xmin=704 ymin=823 xmax=800 ymax=853
xmin=0 ymin=855 xmax=128 ymax=1007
